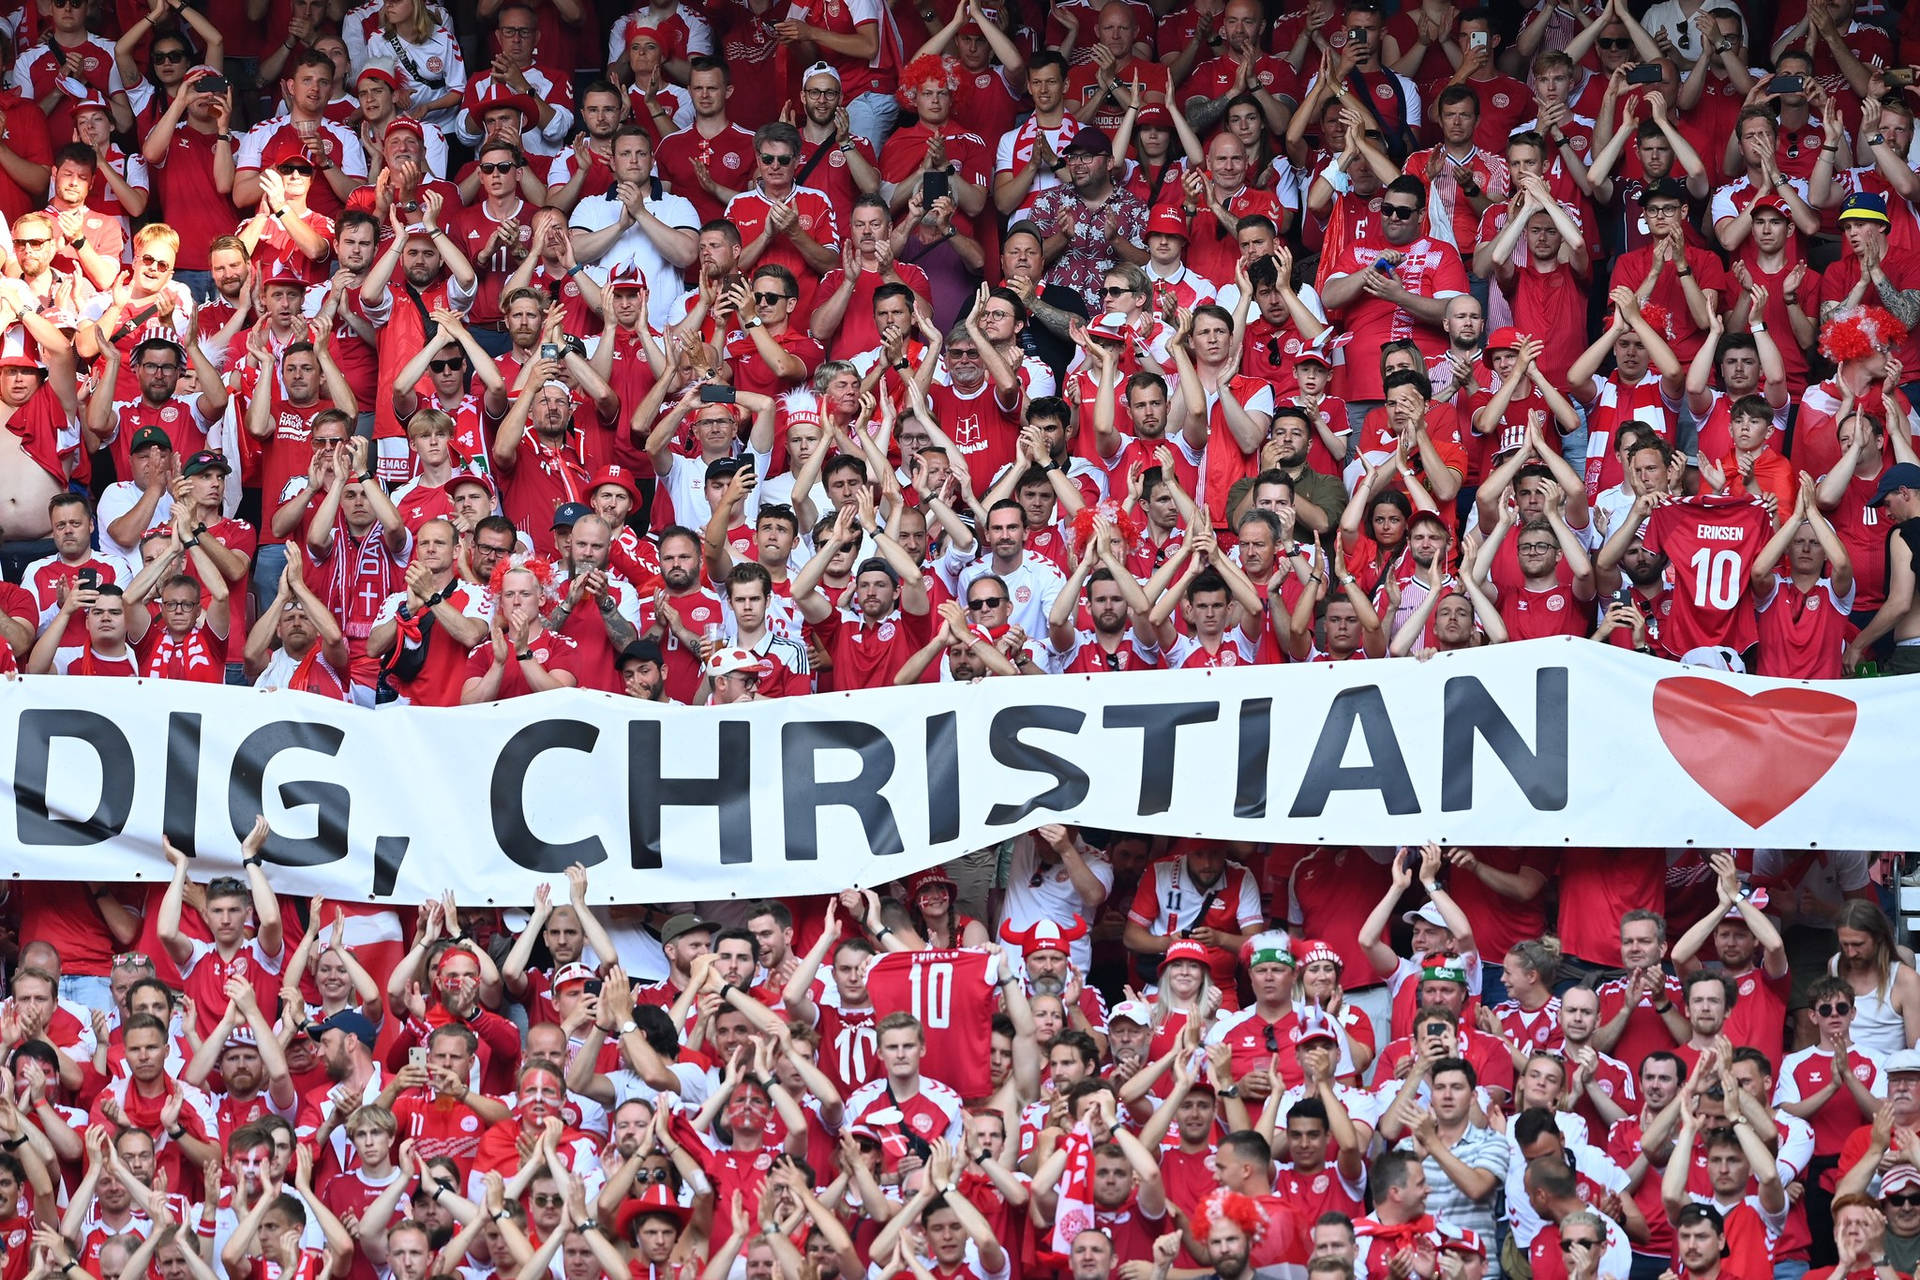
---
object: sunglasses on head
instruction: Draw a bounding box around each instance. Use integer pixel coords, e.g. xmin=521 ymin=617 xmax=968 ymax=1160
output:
xmin=477 ymin=161 xmax=518 ymax=174
xmin=752 ymin=290 xmax=789 ymax=306
xmin=759 ymin=152 xmax=794 ymax=166
xmin=1381 ymin=204 xmax=1419 ymax=220
xmin=1817 ymin=1001 xmax=1853 ymax=1017
xmin=966 ymin=595 xmax=1006 ymax=611
xmin=429 ymin=357 xmax=465 ymax=372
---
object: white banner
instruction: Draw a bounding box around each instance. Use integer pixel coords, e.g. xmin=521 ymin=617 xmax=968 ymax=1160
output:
xmin=0 ymin=638 xmax=1909 ymax=903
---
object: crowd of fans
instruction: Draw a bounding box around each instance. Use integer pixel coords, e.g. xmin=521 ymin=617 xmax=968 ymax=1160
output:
xmin=0 ymin=0 xmax=1915 ymax=694
xmin=1 ymin=836 xmax=1916 ymax=1280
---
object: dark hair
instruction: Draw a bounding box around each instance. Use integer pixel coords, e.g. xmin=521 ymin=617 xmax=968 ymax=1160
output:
xmin=746 ymin=900 xmax=793 ymax=929
xmin=633 ymin=1004 xmax=682 ymax=1058
xmin=1028 ymin=50 xmax=1068 ymax=77
xmin=1437 ymin=84 xmax=1480 ymax=115
xmin=821 ymin=453 xmax=867 ymax=483
xmin=1430 ymin=1056 xmax=1477 ymax=1089
xmin=1286 ymin=1097 xmax=1329 ymax=1126
xmin=712 ymin=926 xmax=760 ymax=963
xmin=1050 ymin=1030 xmax=1101 ymax=1069
xmin=688 ymin=54 xmax=730 ymax=82
xmin=1372 ymin=1149 xmax=1423 ymax=1194
xmin=1027 ymin=395 xmax=1072 ymax=430
xmin=1512 ymin=1106 xmax=1563 ymax=1149
xmin=658 ymin=524 xmax=702 ymax=557
xmin=1218 ymin=1130 xmax=1272 ymax=1164
xmin=872 ymin=281 xmax=917 ymax=313
xmin=1525 ymin=1153 xmax=1579 ymax=1199
xmin=1382 ymin=367 xmax=1433 ymax=401
xmin=1384 ymin=174 xmax=1427 ymax=205
xmin=699 ymin=218 xmax=743 ymax=247
xmin=725 ymin=561 xmax=774 ymax=601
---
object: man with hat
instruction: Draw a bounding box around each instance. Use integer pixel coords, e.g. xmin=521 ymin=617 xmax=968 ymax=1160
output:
xmin=787 ymin=62 xmax=879 ymax=241
xmin=68 ymin=97 xmax=142 ymax=239
xmin=241 ymin=133 xmax=337 ymax=288
xmin=1671 ymin=853 xmax=1791 ymax=1068
xmin=617 ymin=637 xmax=671 ymax=701
xmin=298 ymin=1007 xmax=384 ymax=1149
xmin=186 ymin=974 xmax=300 ymax=1135
xmin=1819 ymin=192 xmax=1920 ymax=391
xmin=96 ymin=424 xmax=178 ymax=565
xmin=0 ymin=305 xmax=82 ymax=550
xmin=1845 ymin=461 xmax=1920 ymax=673
xmin=352 ymin=115 xmax=462 ymax=225
xmin=1210 ymin=931 xmax=1354 ymax=1096
xmin=92 ymin=329 xmax=229 ymax=488
xmin=585 ymin=464 xmax=661 ymax=591
xmin=699 ymin=645 xmax=761 ymax=704
xmin=1606 ymin=177 xmax=1728 ymax=363
xmin=1026 ymin=126 xmax=1149 ymax=310
xmin=1140 ymin=203 xmax=1217 ymax=312
xmin=354 ymin=63 xmax=450 ymax=180
xmin=358 ymin=188 xmax=478 ymax=449
xmin=455 ymin=2 xmax=574 ymax=161
xmin=1835 ymin=1049 xmax=1920 ymax=1221
xmin=1357 ymin=844 xmax=1483 ymax=1042
xmin=634 ymin=914 xmax=717 ymax=1009
xmin=236 ymin=49 xmax=369 ymax=217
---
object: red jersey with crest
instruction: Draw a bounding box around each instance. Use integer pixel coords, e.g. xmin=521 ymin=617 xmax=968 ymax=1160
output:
xmin=863 ymin=949 xmax=997 ymax=1098
xmin=1641 ymin=494 xmax=1772 ymax=655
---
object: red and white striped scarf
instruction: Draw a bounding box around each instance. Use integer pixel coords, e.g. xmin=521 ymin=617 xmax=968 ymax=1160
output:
xmin=145 ymin=625 xmax=219 ymax=682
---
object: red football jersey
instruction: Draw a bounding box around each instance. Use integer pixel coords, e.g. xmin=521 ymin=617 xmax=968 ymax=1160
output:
xmin=863 ymin=949 xmax=997 ymax=1098
xmin=1642 ymin=494 xmax=1773 ymax=656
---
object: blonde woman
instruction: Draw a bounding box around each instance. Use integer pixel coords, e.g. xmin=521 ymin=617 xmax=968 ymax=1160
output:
xmin=363 ymin=0 xmax=465 ymax=131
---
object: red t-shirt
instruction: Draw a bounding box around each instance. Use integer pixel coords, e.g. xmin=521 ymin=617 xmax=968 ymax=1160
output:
xmin=1642 ymin=494 xmax=1773 ymax=655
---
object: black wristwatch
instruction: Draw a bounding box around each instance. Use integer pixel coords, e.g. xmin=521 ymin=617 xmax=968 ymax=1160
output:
xmin=516 ymin=649 xmax=534 ymax=661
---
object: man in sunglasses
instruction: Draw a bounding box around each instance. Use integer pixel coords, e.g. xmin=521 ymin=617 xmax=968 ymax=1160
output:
xmin=725 ymin=122 xmax=840 ymax=313
xmin=1321 ymin=175 xmax=1469 ymax=414
xmin=1780 ymin=976 xmax=1889 ymax=1225
xmin=242 ymin=135 xmax=337 ymax=289
xmin=91 ymin=334 xmax=227 ymax=489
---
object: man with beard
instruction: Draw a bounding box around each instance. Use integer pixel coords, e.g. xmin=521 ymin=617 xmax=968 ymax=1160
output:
xmin=793 ymin=62 xmax=881 ymax=238
xmin=359 ymin=194 xmax=479 ymax=449
xmin=1047 ymin=528 xmax=1158 ymax=673
xmin=491 ymin=356 xmax=591 ymax=557
xmin=367 ymin=517 xmax=493 ymax=706
xmin=246 ymin=548 xmax=353 ymax=697
xmin=1162 ymin=1192 xmax=1263 ymax=1280
xmin=550 ymin=511 xmax=643 ymax=692
xmin=1671 ymin=853 xmax=1791 ymax=1068
xmin=298 ymin=1010 xmax=383 ymax=1177
xmin=91 ymin=335 xmax=229 ymax=486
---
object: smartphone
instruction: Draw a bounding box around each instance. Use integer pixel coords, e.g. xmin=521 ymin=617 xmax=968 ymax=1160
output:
xmin=196 ymin=74 xmax=229 ymax=95
xmin=1469 ymin=30 xmax=1488 ymax=50
xmin=409 ymin=1046 xmax=428 ymax=1069
xmin=922 ymin=169 xmax=950 ymax=204
xmin=582 ymin=978 xmax=603 ymax=997
xmin=1889 ymin=68 xmax=1917 ymax=87
xmin=1768 ymin=74 xmax=1805 ymax=94
xmin=539 ymin=342 xmax=559 ymax=360
xmin=698 ymin=384 xmax=737 ymax=404
xmin=1626 ymin=64 xmax=1663 ymax=83
xmin=1347 ymin=26 xmax=1369 ymax=43
xmin=76 ymin=568 xmax=99 ymax=592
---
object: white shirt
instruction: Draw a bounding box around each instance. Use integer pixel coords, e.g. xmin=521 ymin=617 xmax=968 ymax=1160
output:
xmin=936 ymin=547 xmax=1067 ymax=637
xmin=1000 ymin=837 xmax=1113 ymax=974
xmin=94 ymin=480 xmax=171 ymax=567
xmin=569 ymin=188 xmax=700 ymax=331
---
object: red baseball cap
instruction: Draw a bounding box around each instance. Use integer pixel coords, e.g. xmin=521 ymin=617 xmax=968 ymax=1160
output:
xmin=589 ymin=465 xmax=640 ymax=503
xmin=1147 ymin=204 xmax=1189 ymax=240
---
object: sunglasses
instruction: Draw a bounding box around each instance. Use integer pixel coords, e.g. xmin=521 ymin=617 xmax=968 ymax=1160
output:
xmin=758 ymin=152 xmax=795 ymax=166
xmin=1817 ymin=1001 xmax=1854 ymax=1017
xmin=1889 ymin=1194 xmax=1920 ymax=1208
xmin=752 ymin=291 xmax=789 ymax=306
xmin=966 ymin=596 xmax=1006 ymax=611
xmin=139 ymin=253 xmax=175 ymax=270
xmin=477 ymin=161 xmax=518 ymax=174
xmin=13 ymin=237 xmax=48 ymax=249
xmin=51 ymin=0 xmax=84 ymax=9
xmin=429 ymin=358 xmax=465 ymax=372
xmin=274 ymin=163 xmax=314 ymax=175
xmin=1263 ymin=1023 xmax=1281 ymax=1053
xmin=1101 ymin=285 xmax=1135 ymax=297
xmin=531 ymin=1194 xmax=565 ymax=1207
xmin=1560 ymin=1240 xmax=1602 ymax=1251
xmin=1597 ymin=36 xmax=1632 ymax=49
xmin=152 ymin=48 xmax=189 ymax=62
xmin=1381 ymin=204 xmax=1420 ymax=220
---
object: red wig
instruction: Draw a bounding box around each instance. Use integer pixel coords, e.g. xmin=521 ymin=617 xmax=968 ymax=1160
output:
xmin=488 ymin=554 xmax=559 ymax=612
xmin=1069 ymin=500 xmax=1142 ymax=559
xmin=1197 ymin=1190 xmax=1267 ymax=1247
xmin=897 ymin=54 xmax=961 ymax=107
xmin=1820 ymin=304 xmax=1909 ymax=363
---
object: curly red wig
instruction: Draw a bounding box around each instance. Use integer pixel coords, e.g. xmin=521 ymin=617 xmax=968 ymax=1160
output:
xmin=488 ymin=554 xmax=559 ymax=611
xmin=1197 ymin=1190 xmax=1266 ymax=1247
xmin=1820 ymin=304 xmax=1909 ymax=363
xmin=897 ymin=54 xmax=961 ymax=107
xmin=1069 ymin=500 xmax=1142 ymax=559
xmin=1634 ymin=301 xmax=1673 ymax=342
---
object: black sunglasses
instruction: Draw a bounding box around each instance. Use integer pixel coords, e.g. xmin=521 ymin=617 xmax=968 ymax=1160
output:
xmin=1816 ymin=1001 xmax=1854 ymax=1017
xmin=1560 ymin=1240 xmax=1602 ymax=1251
xmin=1101 ymin=285 xmax=1134 ymax=296
xmin=758 ymin=152 xmax=795 ymax=166
xmin=151 ymin=48 xmax=189 ymax=62
xmin=1889 ymin=1194 xmax=1920 ymax=1207
xmin=1597 ymin=36 xmax=1632 ymax=49
xmin=966 ymin=596 xmax=1006 ymax=611
xmin=13 ymin=237 xmax=48 ymax=249
xmin=1381 ymin=204 xmax=1419 ymax=220
xmin=752 ymin=290 xmax=790 ymax=306
xmin=477 ymin=161 xmax=519 ymax=174
xmin=275 ymin=162 xmax=315 ymax=174
xmin=429 ymin=358 xmax=465 ymax=372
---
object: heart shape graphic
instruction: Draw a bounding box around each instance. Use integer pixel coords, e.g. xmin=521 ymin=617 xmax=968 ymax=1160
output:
xmin=1651 ymin=677 xmax=1857 ymax=828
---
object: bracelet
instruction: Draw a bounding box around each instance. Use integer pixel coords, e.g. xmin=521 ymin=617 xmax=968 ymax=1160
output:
xmin=564 ymin=264 xmax=583 ymax=278
xmin=270 ymin=207 xmax=287 ymax=219
xmin=1651 ymin=999 xmax=1673 ymax=1013
xmin=216 ymin=133 xmax=232 ymax=143
xmin=0 ymin=1135 xmax=23 ymax=1150
xmin=168 ymin=1125 xmax=188 ymax=1139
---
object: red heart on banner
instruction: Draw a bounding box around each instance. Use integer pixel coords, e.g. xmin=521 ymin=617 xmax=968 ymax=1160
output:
xmin=1651 ymin=677 xmax=1858 ymax=829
